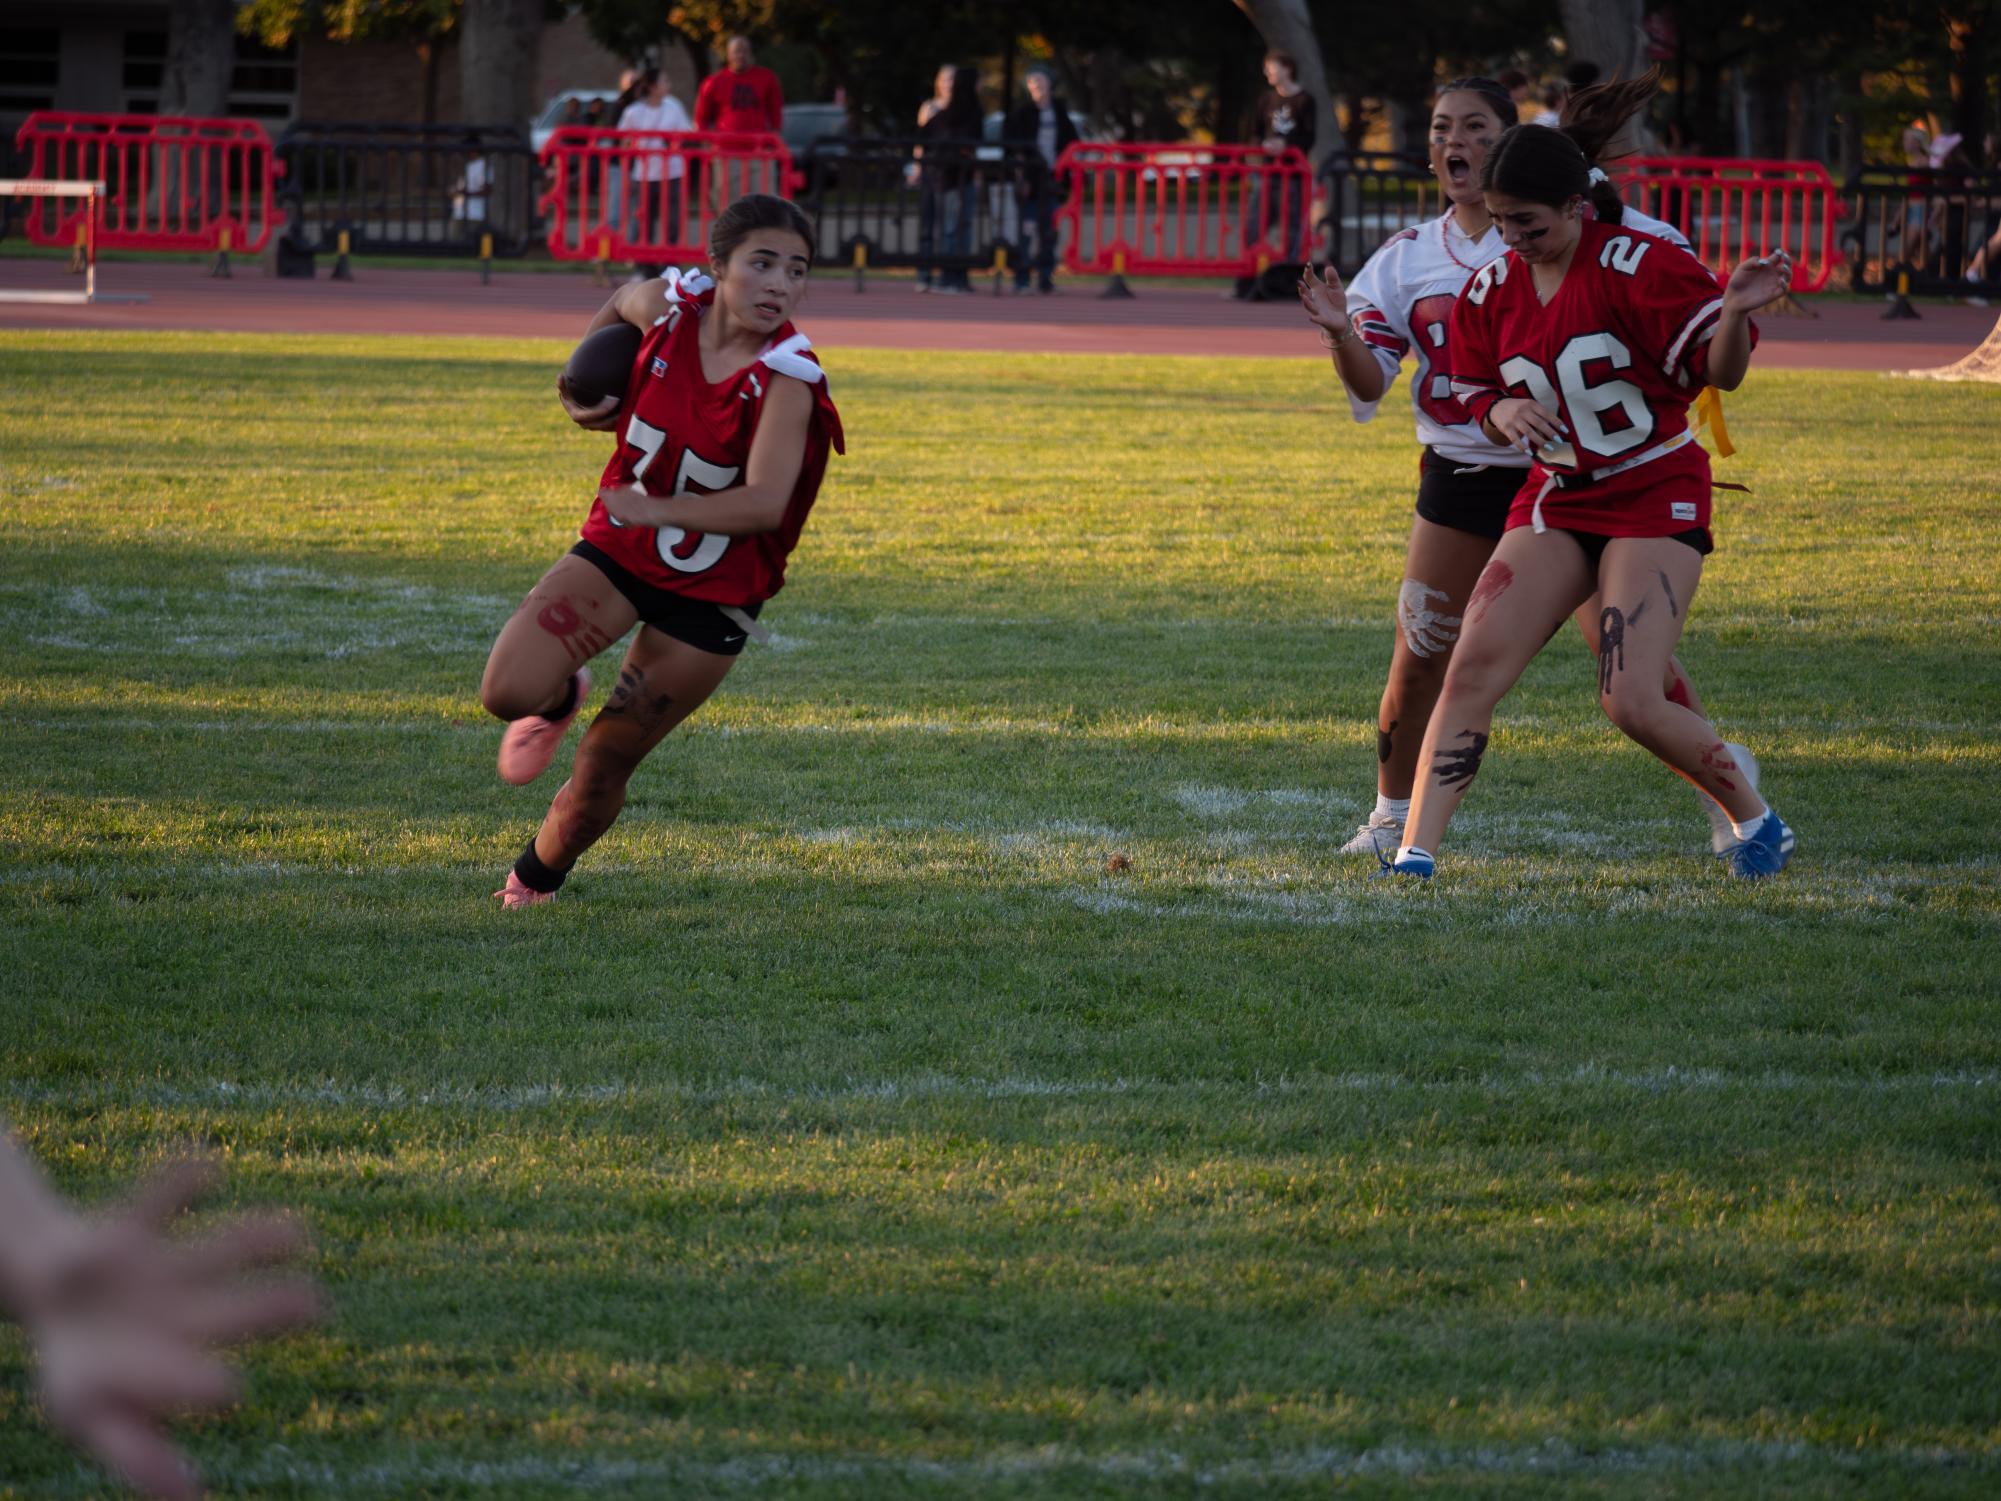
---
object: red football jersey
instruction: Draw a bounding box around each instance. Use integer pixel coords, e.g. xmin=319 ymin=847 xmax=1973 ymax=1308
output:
xmin=1447 ymin=217 xmax=1755 ymax=539
xmin=578 ymin=271 xmax=844 ymax=606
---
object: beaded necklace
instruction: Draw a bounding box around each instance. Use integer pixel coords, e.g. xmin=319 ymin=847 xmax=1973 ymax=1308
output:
xmin=1439 ymin=209 xmax=1495 ymax=274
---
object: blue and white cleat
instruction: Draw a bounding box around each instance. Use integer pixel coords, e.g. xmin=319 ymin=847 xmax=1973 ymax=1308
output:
xmin=1371 ymin=837 xmax=1435 ymax=881
xmin=1703 ymin=743 xmax=1761 ymax=857
xmin=1724 ymin=811 xmax=1795 ymax=879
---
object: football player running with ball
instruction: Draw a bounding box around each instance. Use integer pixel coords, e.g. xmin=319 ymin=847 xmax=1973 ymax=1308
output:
xmin=1382 ymin=81 xmax=1796 ymax=880
xmin=1298 ymin=74 xmax=1755 ymax=863
xmin=481 ymin=195 xmax=844 ymax=906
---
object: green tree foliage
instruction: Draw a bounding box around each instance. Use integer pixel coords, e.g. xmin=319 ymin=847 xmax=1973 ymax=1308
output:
xmin=235 ymin=0 xmax=461 ymax=47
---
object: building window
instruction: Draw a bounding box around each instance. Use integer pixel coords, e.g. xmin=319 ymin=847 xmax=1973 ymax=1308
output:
xmin=123 ymin=30 xmax=165 ymax=112
xmin=123 ymin=30 xmax=297 ymax=121
xmin=228 ymin=34 xmax=298 ymax=122
xmin=0 ymin=27 xmax=62 ymax=116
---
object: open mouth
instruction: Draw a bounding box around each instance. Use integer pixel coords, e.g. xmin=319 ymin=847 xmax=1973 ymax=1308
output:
xmin=754 ymin=300 xmax=784 ymax=318
xmin=1445 ymin=154 xmax=1471 ymax=187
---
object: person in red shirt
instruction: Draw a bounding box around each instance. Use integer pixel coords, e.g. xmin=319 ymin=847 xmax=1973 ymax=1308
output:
xmin=694 ymin=36 xmax=785 ymax=213
xmin=480 ymin=195 xmax=844 ymax=907
xmin=1386 ymin=77 xmax=1798 ymax=881
xmin=694 ymin=35 xmax=784 ymax=135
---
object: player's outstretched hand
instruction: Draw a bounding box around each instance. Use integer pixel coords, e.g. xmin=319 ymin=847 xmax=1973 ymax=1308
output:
xmin=1296 ymin=263 xmax=1353 ymax=339
xmin=17 ymin=1154 xmax=322 ymax=1501
xmin=556 ymin=375 xmax=622 ymax=432
xmin=1723 ymin=250 xmax=1793 ymax=314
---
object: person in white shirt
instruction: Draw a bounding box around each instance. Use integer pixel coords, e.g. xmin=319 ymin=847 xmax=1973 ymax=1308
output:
xmin=1295 ymin=75 xmax=1756 ymax=862
xmin=618 ymin=66 xmax=693 ymax=278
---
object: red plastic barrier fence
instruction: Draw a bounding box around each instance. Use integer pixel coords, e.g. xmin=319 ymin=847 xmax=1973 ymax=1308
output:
xmin=539 ymin=127 xmax=798 ymax=264
xmin=14 ymin=112 xmax=282 ymax=255
xmin=1610 ymin=156 xmax=1838 ymax=292
xmin=1054 ymin=142 xmax=1314 ymax=280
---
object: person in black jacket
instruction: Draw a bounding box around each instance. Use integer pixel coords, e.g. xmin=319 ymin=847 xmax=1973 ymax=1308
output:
xmin=1235 ymin=51 xmax=1318 ymax=298
xmin=915 ymin=65 xmax=983 ymax=293
xmin=1002 ymin=67 xmax=1079 ymax=293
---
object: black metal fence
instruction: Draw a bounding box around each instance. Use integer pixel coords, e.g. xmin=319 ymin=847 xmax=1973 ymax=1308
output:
xmin=795 ymin=137 xmax=1058 ymax=282
xmin=274 ymin=122 xmax=539 ymax=259
xmin=1315 ymin=151 xmax=1438 ymax=276
xmin=1841 ymin=165 xmax=2001 ymax=295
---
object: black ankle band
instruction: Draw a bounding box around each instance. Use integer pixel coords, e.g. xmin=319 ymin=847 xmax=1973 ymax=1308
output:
xmin=546 ymin=674 xmax=580 ymax=722
xmin=513 ymin=838 xmax=569 ymax=894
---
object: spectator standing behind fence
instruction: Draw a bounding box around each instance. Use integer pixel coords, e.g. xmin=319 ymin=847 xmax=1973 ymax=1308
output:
xmin=451 ymin=132 xmax=489 ymax=228
xmin=916 ymin=66 xmax=981 ymax=294
xmin=1233 ymin=51 xmax=1316 ymax=299
xmin=619 ymin=67 xmax=692 ymax=280
xmin=1003 ymin=67 xmax=1077 ymax=294
xmin=696 ymin=36 xmax=785 ymax=207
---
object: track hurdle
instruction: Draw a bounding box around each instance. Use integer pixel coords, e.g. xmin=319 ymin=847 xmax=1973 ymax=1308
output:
xmin=0 ymin=180 xmax=148 ymax=304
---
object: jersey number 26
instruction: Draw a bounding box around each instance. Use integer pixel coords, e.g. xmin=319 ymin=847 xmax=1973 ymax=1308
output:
xmin=1498 ymin=332 xmax=1655 ymax=461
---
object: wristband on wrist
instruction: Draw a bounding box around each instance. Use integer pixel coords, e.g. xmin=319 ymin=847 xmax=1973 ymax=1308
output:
xmin=1319 ymin=325 xmax=1353 ymax=351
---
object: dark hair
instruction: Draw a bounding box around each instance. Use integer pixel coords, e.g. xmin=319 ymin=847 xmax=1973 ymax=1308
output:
xmin=1434 ymin=75 xmax=1516 ymax=127
xmin=939 ymin=66 xmax=982 ymax=136
xmin=1483 ymin=70 xmax=1657 ymax=226
xmin=1265 ymin=51 xmax=1298 ymax=79
xmin=1497 ymin=68 xmax=1529 ymax=93
xmin=709 ymin=193 xmax=817 ymax=267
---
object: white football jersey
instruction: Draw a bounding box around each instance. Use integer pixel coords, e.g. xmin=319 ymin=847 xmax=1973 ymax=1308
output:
xmin=1343 ymin=207 xmax=1689 ymax=468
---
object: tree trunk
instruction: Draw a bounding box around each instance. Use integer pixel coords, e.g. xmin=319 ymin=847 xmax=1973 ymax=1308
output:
xmin=459 ymin=0 xmax=542 ymax=240
xmin=1231 ymin=0 xmax=1333 ymax=171
xmin=158 ymin=0 xmax=236 ymax=118
xmin=1557 ymin=0 xmax=1651 ymax=154
xmin=1948 ymin=10 xmax=1987 ymax=154
xmin=420 ymin=40 xmax=440 ymax=129
xmin=1557 ymin=0 xmax=1647 ymax=84
xmin=460 ymin=0 xmax=542 ymax=128
xmin=1836 ymin=70 xmax=1863 ymax=183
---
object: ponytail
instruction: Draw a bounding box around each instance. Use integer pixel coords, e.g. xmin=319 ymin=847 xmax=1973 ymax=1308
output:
xmin=1483 ymin=68 xmax=1659 ymax=226
xmin=1559 ymin=68 xmax=1660 ymax=225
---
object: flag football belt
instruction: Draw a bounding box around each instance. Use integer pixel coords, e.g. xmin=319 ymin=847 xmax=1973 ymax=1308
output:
xmin=1530 ymin=429 xmax=1696 ymax=533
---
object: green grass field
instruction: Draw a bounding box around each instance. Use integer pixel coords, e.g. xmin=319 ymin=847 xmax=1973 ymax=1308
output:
xmin=2 ymin=330 xmax=1998 ymax=1497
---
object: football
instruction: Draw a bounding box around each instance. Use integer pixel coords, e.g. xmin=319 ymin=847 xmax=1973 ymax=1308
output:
xmin=562 ymin=321 xmax=643 ymax=409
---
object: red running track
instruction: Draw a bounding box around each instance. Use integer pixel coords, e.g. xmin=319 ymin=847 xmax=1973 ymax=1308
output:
xmin=0 ymin=257 xmax=1994 ymax=370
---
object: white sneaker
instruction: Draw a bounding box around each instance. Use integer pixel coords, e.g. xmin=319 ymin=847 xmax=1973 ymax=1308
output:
xmin=1339 ymin=812 xmax=1404 ymax=856
xmin=1703 ymin=742 xmax=1761 ymax=856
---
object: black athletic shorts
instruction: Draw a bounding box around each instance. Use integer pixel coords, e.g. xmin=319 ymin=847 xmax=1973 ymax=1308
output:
xmin=1414 ymin=447 xmax=1527 ymax=541
xmin=1559 ymin=528 xmax=1713 ymax=570
xmin=569 ymin=540 xmax=762 ymax=657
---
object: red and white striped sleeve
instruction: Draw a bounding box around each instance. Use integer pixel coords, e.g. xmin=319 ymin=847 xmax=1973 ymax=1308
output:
xmin=1444 ymin=259 xmax=1508 ymax=427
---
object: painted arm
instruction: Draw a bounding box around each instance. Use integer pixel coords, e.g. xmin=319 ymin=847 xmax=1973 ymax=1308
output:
xmin=598 ymin=374 xmax=813 ymax=536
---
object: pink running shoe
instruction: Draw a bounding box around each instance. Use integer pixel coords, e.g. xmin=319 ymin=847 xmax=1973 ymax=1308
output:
xmin=494 ymin=871 xmax=555 ymax=908
xmin=497 ymin=667 xmax=589 ymax=785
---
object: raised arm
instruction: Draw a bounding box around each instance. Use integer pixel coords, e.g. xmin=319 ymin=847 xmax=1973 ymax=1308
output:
xmin=1705 ymin=251 xmax=1791 ymax=391
xmin=1298 ymin=263 xmax=1390 ymax=405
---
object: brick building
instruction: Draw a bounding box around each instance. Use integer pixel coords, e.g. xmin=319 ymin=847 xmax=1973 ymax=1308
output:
xmin=1 ymin=3 xmax=692 ymax=138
